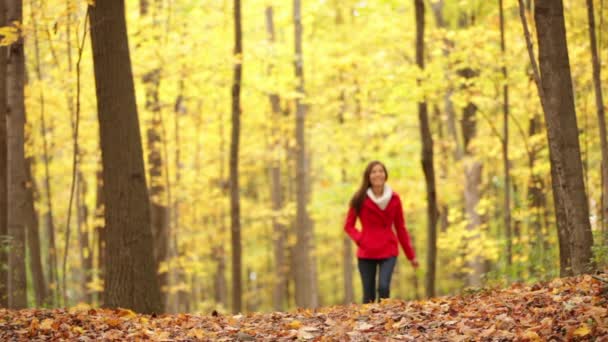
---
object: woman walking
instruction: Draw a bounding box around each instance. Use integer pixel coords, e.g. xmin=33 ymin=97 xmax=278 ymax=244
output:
xmin=344 ymin=161 xmax=418 ymax=303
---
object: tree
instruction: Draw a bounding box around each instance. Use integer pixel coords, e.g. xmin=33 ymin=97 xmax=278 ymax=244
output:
xmin=140 ymin=0 xmax=170 ymax=312
xmin=293 ymin=0 xmax=318 ymax=309
xmin=499 ymin=0 xmax=512 ymax=270
xmin=520 ymin=0 xmax=595 ymax=275
xmin=265 ymin=5 xmax=288 ymax=311
xmin=586 ymin=0 xmax=608 ymax=243
xmin=88 ymin=0 xmax=162 ymax=313
xmin=414 ymin=0 xmax=439 ymax=298
xmin=0 ymin=0 xmax=8 ymax=309
xmin=230 ymin=0 xmax=243 ymax=314
xmin=6 ymin=0 xmax=27 ymax=309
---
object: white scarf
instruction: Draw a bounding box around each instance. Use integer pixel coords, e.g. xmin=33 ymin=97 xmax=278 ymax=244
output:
xmin=366 ymin=184 xmax=393 ymax=210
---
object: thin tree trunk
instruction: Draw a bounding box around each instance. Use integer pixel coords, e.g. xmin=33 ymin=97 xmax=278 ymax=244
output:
xmin=89 ymin=0 xmax=162 ymax=313
xmin=293 ymin=0 xmax=318 ymax=309
xmin=30 ymin=0 xmax=57 ymax=307
xmin=587 ymin=0 xmax=608 ymax=243
xmin=499 ymin=0 xmax=513 ymax=271
xmin=230 ymin=0 xmax=243 ymax=314
xmin=0 ymin=0 xmax=8 ymax=309
xmin=533 ymin=0 xmax=595 ymax=275
xmin=32 ymin=0 xmax=59 ymax=306
xmin=139 ymin=0 xmax=169 ymax=310
xmin=415 ymin=0 xmax=439 ymax=299
xmin=24 ymin=156 xmax=47 ymax=306
xmin=266 ymin=6 xmax=287 ymax=312
xmin=76 ymin=170 xmax=92 ymax=303
xmin=214 ymin=109 xmax=228 ymax=308
xmin=7 ymin=0 xmax=27 ymax=309
xmin=94 ymin=166 xmax=105 ymax=305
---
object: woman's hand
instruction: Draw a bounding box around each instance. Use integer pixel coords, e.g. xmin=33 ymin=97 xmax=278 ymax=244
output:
xmin=410 ymin=259 xmax=419 ymax=268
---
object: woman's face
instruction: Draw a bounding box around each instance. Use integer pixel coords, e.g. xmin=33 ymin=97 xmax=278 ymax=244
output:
xmin=369 ymin=164 xmax=386 ymax=188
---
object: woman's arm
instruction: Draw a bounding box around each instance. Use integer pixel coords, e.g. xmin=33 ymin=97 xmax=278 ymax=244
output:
xmin=394 ymin=196 xmax=416 ymax=261
xmin=344 ymin=207 xmax=362 ymax=244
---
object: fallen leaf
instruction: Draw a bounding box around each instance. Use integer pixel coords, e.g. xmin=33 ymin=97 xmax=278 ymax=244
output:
xmin=573 ymin=323 xmax=591 ymax=337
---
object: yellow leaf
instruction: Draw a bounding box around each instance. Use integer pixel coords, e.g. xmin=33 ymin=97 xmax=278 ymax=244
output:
xmin=288 ymin=320 xmax=302 ymax=329
xmin=117 ymin=308 xmax=138 ymax=318
xmin=69 ymin=302 xmax=91 ymax=314
xmin=40 ymin=318 xmax=54 ymax=330
xmin=72 ymin=326 xmax=85 ymax=334
xmin=573 ymin=324 xmax=591 ymax=337
xmin=522 ymin=330 xmax=542 ymax=342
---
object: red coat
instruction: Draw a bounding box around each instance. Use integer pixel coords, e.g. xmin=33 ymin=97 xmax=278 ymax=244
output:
xmin=344 ymin=193 xmax=416 ymax=260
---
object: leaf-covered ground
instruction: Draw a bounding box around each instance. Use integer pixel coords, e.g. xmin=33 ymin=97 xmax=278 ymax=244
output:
xmin=1 ymin=274 xmax=607 ymax=341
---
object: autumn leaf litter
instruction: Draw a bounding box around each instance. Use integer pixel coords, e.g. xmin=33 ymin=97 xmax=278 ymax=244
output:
xmin=1 ymin=274 xmax=606 ymax=341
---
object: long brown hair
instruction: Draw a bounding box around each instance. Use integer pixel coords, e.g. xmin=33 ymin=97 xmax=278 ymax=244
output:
xmin=349 ymin=161 xmax=388 ymax=214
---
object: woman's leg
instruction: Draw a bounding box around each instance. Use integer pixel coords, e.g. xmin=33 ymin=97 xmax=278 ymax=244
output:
xmin=377 ymin=257 xmax=397 ymax=300
xmin=357 ymin=258 xmax=378 ymax=303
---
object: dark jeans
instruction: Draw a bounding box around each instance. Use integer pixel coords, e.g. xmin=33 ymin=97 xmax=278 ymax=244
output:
xmin=357 ymin=257 xmax=397 ymax=303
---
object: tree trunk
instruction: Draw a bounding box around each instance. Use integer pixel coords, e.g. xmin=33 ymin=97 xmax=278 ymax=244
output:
xmin=139 ymin=0 xmax=169 ymax=310
xmin=415 ymin=0 xmax=439 ymax=299
xmin=24 ymin=156 xmax=47 ymax=306
xmin=77 ymin=171 xmax=93 ymax=303
xmin=230 ymin=0 xmax=243 ymax=314
xmin=89 ymin=0 xmax=162 ymax=313
xmin=534 ymin=0 xmax=595 ymax=275
xmin=214 ymin=111 xmax=228 ymax=309
xmin=459 ymin=67 xmax=484 ymax=287
xmin=0 ymin=0 xmax=8 ymax=309
xmin=6 ymin=0 xmax=27 ymax=309
xmin=94 ymin=166 xmax=105 ymax=305
xmin=586 ymin=0 xmax=608 ymax=243
xmin=265 ymin=6 xmax=287 ymax=310
xmin=293 ymin=0 xmax=318 ymax=309
xmin=499 ymin=0 xmax=512 ymax=271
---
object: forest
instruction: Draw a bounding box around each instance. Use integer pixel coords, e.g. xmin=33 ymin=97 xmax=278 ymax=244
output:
xmin=1 ymin=0 xmax=607 ymax=319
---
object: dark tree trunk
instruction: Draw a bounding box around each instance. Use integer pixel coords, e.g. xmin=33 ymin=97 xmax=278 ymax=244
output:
xmin=534 ymin=0 xmax=595 ymax=275
xmin=6 ymin=0 xmax=27 ymax=309
xmin=414 ymin=0 xmax=438 ymax=298
xmin=586 ymin=0 xmax=608 ymax=243
xmin=230 ymin=0 xmax=243 ymax=314
xmin=24 ymin=156 xmax=47 ymax=306
xmin=88 ymin=0 xmax=162 ymax=313
xmin=0 ymin=0 xmax=8 ymax=309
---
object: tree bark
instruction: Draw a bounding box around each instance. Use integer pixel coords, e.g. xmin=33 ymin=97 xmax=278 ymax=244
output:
xmin=265 ymin=5 xmax=287 ymax=311
xmin=586 ymin=0 xmax=608 ymax=243
xmin=533 ymin=0 xmax=595 ymax=275
xmin=94 ymin=166 xmax=105 ymax=305
xmin=77 ymin=171 xmax=92 ymax=303
xmin=88 ymin=0 xmax=162 ymax=313
xmin=459 ymin=66 xmax=484 ymax=287
xmin=0 ymin=0 xmax=8 ymax=308
xmin=6 ymin=0 xmax=27 ymax=309
xmin=24 ymin=156 xmax=47 ymax=306
xmin=293 ymin=0 xmax=318 ymax=309
xmin=414 ymin=0 xmax=439 ymax=298
xmin=230 ymin=0 xmax=243 ymax=314
xmin=499 ymin=0 xmax=513 ymax=270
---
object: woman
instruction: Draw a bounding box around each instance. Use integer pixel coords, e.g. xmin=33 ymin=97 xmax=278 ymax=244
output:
xmin=344 ymin=161 xmax=418 ymax=303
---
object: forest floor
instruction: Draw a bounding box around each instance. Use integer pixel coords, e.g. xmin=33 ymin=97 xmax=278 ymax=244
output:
xmin=1 ymin=273 xmax=607 ymax=341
